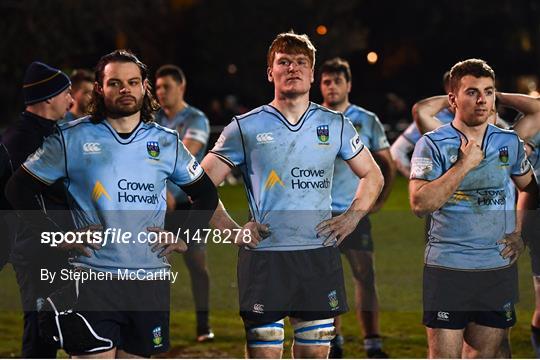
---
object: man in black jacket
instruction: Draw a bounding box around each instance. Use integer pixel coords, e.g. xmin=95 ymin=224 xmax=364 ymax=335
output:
xmin=2 ymin=61 xmax=73 ymax=358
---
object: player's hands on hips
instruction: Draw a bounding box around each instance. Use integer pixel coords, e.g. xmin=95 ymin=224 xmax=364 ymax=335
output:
xmin=458 ymin=136 xmax=484 ymax=171
xmin=147 ymin=227 xmax=188 ymax=257
xmin=237 ymin=222 xmax=270 ymax=249
xmin=316 ymin=211 xmax=362 ymax=247
xmin=498 ymin=231 xmax=525 ymax=264
xmin=59 ymin=224 xmax=103 ymax=257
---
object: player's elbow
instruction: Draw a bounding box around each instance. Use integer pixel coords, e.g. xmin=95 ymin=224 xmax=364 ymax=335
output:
xmin=409 ymin=196 xmax=431 ymax=217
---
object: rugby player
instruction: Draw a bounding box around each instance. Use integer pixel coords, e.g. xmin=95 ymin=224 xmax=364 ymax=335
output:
xmin=319 ymin=57 xmax=395 ymax=358
xmin=155 ymin=64 xmax=214 ymax=342
xmin=201 ymin=32 xmax=384 ymax=358
xmin=409 ymin=58 xmax=538 ymax=358
xmin=496 ymin=93 xmax=540 ymax=356
xmin=63 ymin=69 xmax=94 ymax=122
xmin=6 ymin=50 xmax=218 ymax=358
xmin=391 ymin=72 xmax=453 ymax=178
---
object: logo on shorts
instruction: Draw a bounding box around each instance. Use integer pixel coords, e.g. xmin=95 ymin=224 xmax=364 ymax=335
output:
xmin=503 ymin=302 xmax=513 ymax=322
xmin=152 ymin=326 xmax=163 ymax=347
xmin=147 ymin=141 xmax=160 ymax=158
xmin=328 ymin=290 xmax=339 ymax=311
xmin=436 ymin=311 xmax=449 ymax=321
xmin=499 ymin=146 xmax=509 ymax=165
xmin=253 ymin=303 xmax=264 ymax=314
xmin=317 ymin=125 xmax=329 ymax=144
xmin=264 ymin=170 xmax=285 ymax=190
xmin=91 ymin=181 xmax=111 ymax=202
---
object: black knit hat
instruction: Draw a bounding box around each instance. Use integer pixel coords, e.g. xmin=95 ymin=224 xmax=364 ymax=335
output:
xmin=23 ymin=62 xmax=71 ymax=105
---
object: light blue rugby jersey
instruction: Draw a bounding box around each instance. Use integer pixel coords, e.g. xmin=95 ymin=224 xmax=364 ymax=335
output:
xmin=402 ymin=107 xmax=454 ymax=144
xmin=156 ymin=105 xmax=210 ymax=203
xmin=411 ymin=123 xmax=530 ymax=270
xmin=331 ymin=104 xmax=389 ymax=212
xmin=211 ymin=102 xmax=364 ymax=251
xmin=22 ymin=116 xmax=204 ymax=274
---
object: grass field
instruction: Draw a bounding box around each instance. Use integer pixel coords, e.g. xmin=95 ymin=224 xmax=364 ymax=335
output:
xmin=0 ymin=175 xmax=537 ymax=358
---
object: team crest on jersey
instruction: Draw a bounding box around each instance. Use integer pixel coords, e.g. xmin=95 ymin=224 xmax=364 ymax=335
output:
xmin=355 ymin=124 xmax=362 ymax=134
xmin=328 ymin=290 xmax=339 ymax=310
xmin=499 ymin=146 xmax=509 ymax=165
xmin=152 ymin=326 xmax=163 ymax=347
xmin=317 ymin=125 xmax=329 ymax=143
xmin=147 ymin=141 xmax=160 ymax=158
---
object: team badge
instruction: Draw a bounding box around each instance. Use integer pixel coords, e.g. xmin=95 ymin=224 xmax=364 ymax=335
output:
xmin=152 ymin=326 xmax=163 ymax=347
xmin=499 ymin=146 xmax=509 ymax=164
xmin=328 ymin=290 xmax=339 ymax=310
xmin=147 ymin=141 xmax=160 ymax=158
xmin=317 ymin=125 xmax=329 ymax=143
xmin=503 ymin=302 xmax=513 ymax=322
xmin=355 ymin=124 xmax=362 ymax=134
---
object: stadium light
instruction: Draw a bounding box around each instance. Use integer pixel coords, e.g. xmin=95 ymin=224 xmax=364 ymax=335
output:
xmin=367 ymin=51 xmax=378 ymax=64
xmin=316 ymin=25 xmax=328 ymax=36
xmin=227 ymin=64 xmax=238 ymax=75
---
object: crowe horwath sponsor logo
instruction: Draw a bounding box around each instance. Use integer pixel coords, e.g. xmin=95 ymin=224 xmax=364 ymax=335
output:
xmin=92 ymin=179 xmax=159 ymax=204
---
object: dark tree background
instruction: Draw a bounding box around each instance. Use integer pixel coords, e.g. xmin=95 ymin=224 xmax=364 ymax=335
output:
xmin=1 ymin=0 xmax=539 ymax=133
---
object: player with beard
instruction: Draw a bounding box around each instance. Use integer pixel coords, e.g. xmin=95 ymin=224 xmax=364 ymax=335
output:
xmin=6 ymin=50 xmax=218 ymax=358
xmin=63 ymin=69 xmax=94 ymax=123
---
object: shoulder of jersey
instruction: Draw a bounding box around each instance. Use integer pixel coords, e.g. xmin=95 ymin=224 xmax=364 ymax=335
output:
xmin=346 ymin=104 xmax=378 ymax=122
xmin=424 ymin=123 xmax=455 ymax=140
xmin=488 ymin=123 xmax=518 ymax=137
xmin=143 ymin=121 xmax=179 ymax=136
xmin=185 ymin=105 xmax=207 ymax=119
xmin=234 ymin=105 xmax=268 ymax=122
xmin=57 ymin=115 xmax=93 ymax=131
xmin=315 ymin=103 xmax=342 ymax=116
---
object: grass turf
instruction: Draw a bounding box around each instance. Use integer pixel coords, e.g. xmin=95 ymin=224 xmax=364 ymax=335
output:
xmin=0 ymin=175 xmax=536 ymax=358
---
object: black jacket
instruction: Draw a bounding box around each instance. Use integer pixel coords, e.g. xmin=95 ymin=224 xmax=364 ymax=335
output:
xmin=2 ymin=111 xmax=72 ymax=267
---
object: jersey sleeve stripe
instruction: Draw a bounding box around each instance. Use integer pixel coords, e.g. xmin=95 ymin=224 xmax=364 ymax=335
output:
xmin=21 ymin=165 xmax=54 ymax=185
xmin=208 ymin=151 xmax=236 ymax=168
xmin=341 ymin=144 xmax=364 ymax=161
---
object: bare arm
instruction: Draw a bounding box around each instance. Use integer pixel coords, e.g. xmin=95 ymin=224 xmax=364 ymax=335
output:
xmin=371 ymin=148 xmax=396 ymax=212
xmin=412 ymin=95 xmax=449 ymax=134
xmin=316 ymin=148 xmax=384 ymax=245
xmin=409 ymin=138 xmax=483 ymax=217
xmin=201 ymin=153 xmax=264 ymax=247
xmin=498 ymin=93 xmax=540 ymax=141
xmin=512 ymin=170 xmax=538 ymax=232
xmin=497 ymin=92 xmax=540 ymax=116
xmin=390 ymin=134 xmax=415 ymax=177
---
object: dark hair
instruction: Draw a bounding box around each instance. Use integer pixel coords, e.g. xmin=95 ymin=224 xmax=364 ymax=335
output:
xmin=70 ymin=69 xmax=94 ymax=91
xmin=88 ymin=49 xmax=160 ymax=123
xmin=267 ymin=31 xmax=316 ymax=68
xmin=319 ymin=57 xmax=352 ymax=82
xmin=155 ymin=64 xmax=186 ymax=84
xmin=449 ymin=59 xmax=495 ymax=92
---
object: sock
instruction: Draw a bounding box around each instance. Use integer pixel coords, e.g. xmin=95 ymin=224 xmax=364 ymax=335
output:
xmin=196 ymin=310 xmax=209 ymax=334
xmin=332 ymin=334 xmax=344 ymax=347
xmin=531 ymin=325 xmax=540 ymax=357
xmin=364 ymin=335 xmax=383 ymax=353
